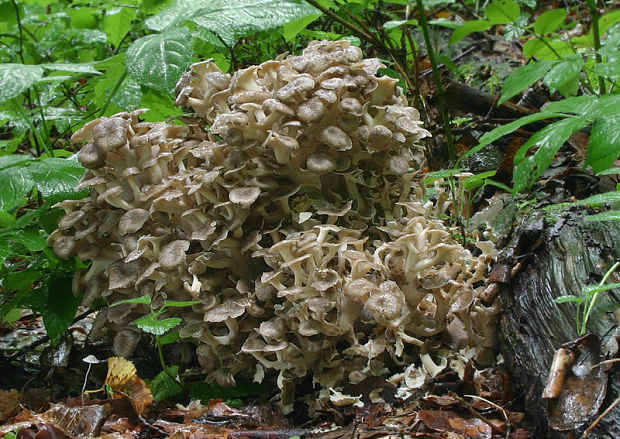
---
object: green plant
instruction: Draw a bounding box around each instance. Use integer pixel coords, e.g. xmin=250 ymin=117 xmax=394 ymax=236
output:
xmin=452 ymin=0 xmax=620 ymax=192
xmin=555 ymin=262 xmax=620 ymax=336
xmin=110 ymin=296 xmax=199 ymax=401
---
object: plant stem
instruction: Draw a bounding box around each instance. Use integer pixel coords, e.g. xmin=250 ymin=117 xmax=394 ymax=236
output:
xmin=10 ymin=0 xmax=25 ymax=64
xmin=155 ymin=335 xmax=184 ymax=391
xmin=581 ymin=261 xmax=619 ymax=335
xmin=587 ymin=0 xmax=606 ymax=95
xmin=415 ymin=0 xmax=455 ymax=162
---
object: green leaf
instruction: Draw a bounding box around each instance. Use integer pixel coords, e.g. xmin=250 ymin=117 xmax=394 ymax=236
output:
xmin=189 ymin=380 xmax=269 ymax=403
xmin=449 ymin=20 xmax=491 ymax=44
xmin=0 ymin=64 xmax=44 ymax=104
xmin=42 ymin=276 xmax=81 ymax=344
xmin=146 ymin=0 xmax=319 ymax=44
xmin=583 ymin=282 xmax=620 ymax=296
xmin=573 ymin=191 xmax=620 ymax=206
xmin=462 ymin=171 xmax=497 ymax=190
xmin=103 ymin=7 xmax=136 ymax=48
xmin=597 ymin=167 xmax=620 ymax=176
xmin=162 ymin=300 xmax=201 ymax=308
xmin=554 ymin=295 xmax=584 ymax=303
xmin=126 ymin=28 xmax=193 ymax=92
xmin=585 ymin=116 xmax=620 ymax=173
xmin=282 ymin=13 xmax=321 ymax=41
xmin=585 ymin=211 xmax=620 ymax=221
xmin=0 ymin=210 xmax=15 ymax=228
xmin=498 ymin=61 xmax=555 ymax=105
xmin=40 ymin=63 xmax=101 ymax=75
xmin=111 ymin=296 xmax=152 ymax=307
xmin=383 ymin=19 xmax=418 ymax=30
xmin=533 ymin=9 xmax=567 ymax=34
xmin=513 ymin=116 xmax=589 ymax=192
xmin=158 ymin=331 xmax=180 ymax=346
xmin=131 ymin=314 xmax=182 ymax=335
xmin=598 ymin=10 xmax=620 ymax=36
xmin=543 ymin=57 xmax=583 ymax=97
xmin=485 ymin=0 xmax=520 ymax=24
xmin=0 ymin=156 xmax=85 ymax=210
xmin=139 ymin=89 xmax=183 ymax=121
xmin=150 ymin=366 xmax=182 ymax=401
xmin=458 ymin=112 xmax=568 ymax=164
xmin=545 ymin=95 xmax=598 ymax=115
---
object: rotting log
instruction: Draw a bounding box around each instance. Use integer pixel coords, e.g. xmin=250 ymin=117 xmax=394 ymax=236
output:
xmin=489 ymin=206 xmax=620 ymax=438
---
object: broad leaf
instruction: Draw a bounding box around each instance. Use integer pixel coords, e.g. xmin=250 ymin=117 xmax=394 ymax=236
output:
xmin=158 ymin=331 xmax=180 ymax=345
xmin=498 ymin=61 xmax=555 ymax=105
xmin=42 ymin=276 xmax=81 ymax=344
xmin=146 ymin=0 xmax=319 ymax=44
xmin=150 ymin=366 xmax=182 ymax=401
xmin=573 ymin=191 xmax=620 ymax=206
xmin=0 ymin=156 xmax=85 ymax=211
xmin=458 ymin=112 xmax=568 ymax=164
xmin=131 ymin=314 xmax=182 ymax=335
xmin=533 ymin=9 xmax=567 ymax=34
xmin=103 ymin=7 xmax=136 ymax=48
xmin=513 ymin=116 xmax=589 ymax=192
xmin=40 ymin=63 xmax=101 ymax=75
xmin=0 ymin=64 xmax=44 ymax=104
xmin=585 ymin=116 xmax=620 ymax=173
xmin=585 ymin=211 xmax=620 ymax=221
xmin=126 ymin=28 xmax=193 ymax=91
xmin=282 ymin=13 xmax=320 ymax=41
xmin=449 ymin=20 xmax=491 ymax=44
xmin=543 ymin=57 xmax=584 ymax=97
xmin=485 ymin=0 xmax=520 ymax=24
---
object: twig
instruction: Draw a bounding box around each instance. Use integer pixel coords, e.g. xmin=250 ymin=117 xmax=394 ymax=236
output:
xmin=465 ymin=394 xmax=511 ymax=439
xmin=581 ymin=395 xmax=620 ymax=438
xmin=453 ymin=394 xmax=505 ymax=435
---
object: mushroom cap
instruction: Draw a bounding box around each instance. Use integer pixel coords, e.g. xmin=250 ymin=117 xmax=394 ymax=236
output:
xmin=119 ymin=209 xmax=150 ymax=236
xmin=159 ymin=240 xmax=190 ymax=269
xmin=204 ymin=301 xmax=245 ymax=323
xmin=318 ymin=125 xmax=352 ymax=151
xmin=229 ymin=187 xmax=261 ymax=206
xmin=92 ymin=117 xmax=128 ymax=153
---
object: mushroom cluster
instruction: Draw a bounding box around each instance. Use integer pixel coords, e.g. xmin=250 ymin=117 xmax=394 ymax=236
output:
xmin=49 ymin=40 xmax=498 ymax=412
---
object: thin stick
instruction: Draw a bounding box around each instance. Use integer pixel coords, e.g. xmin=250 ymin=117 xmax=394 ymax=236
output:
xmin=581 ymin=395 xmax=620 ymax=438
xmin=465 ymin=394 xmax=511 ymax=439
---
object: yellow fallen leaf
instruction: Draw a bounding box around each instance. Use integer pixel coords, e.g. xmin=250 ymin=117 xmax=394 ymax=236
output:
xmin=102 ymin=357 xmax=153 ymax=415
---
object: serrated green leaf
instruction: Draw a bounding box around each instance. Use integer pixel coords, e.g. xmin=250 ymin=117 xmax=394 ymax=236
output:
xmin=449 ymin=20 xmax=491 ymax=44
xmin=0 ymin=64 xmax=44 ymax=104
xmin=485 ymin=0 xmax=520 ymax=24
xmin=585 ymin=211 xmax=620 ymax=221
xmin=40 ymin=63 xmax=101 ymax=75
xmin=498 ymin=60 xmax=555 ymax=105
xmin=150 ymin=366 xmax=182 ymax=401
xmin=132 ymin=314 xmax=181 ymax=335
xmin=0 ymin=156 xmax=85 ymax=211
xmin=585 ymin=116 xmax=620 ymax=173
xmin=158 ymin=331 xmax=180 ymax=346
xmin=139 ymin=89 xmax=183 ymax=121
xmin=103 ymin=7 xmax=136 ymax=48
xmin=513 ymin=116 xmax=589 ymax=192
xmin=111 ymin=296 xmax=152 ymax=307
xmin=573 ymin=191 xmax=620 ymax=206
xmin=126 ymin=28 xmax=193 ymax=91
xmin=533 ymin=9 xmax=567 ymax=34
xmin=42 ymin=276 xmax=81 ymax=344
xmin=543 ymin=57 xmax=583 ymax=97
xmin=146 ymin=0 xmax=319 ymax=44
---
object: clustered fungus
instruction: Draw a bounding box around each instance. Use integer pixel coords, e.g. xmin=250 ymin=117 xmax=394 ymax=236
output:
xmin=49 ymin=40 xmax=499 ymax=412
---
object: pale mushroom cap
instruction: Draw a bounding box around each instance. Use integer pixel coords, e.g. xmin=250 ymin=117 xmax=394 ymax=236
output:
xmin=119 ymin=209 xmax=150 ymax=235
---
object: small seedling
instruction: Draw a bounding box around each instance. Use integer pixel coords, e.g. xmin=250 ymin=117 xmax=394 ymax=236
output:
xmin=555 ymin=262 xmax=620 ymax=336
xmin=110 ymin=296 xmax=199 ymax=400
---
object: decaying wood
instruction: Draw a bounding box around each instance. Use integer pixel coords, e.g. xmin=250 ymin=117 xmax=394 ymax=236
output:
xmin=445 ymin=82 xmax=536 ymax=120
xmin=497 ymin=210 xmax=620 ymax=438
